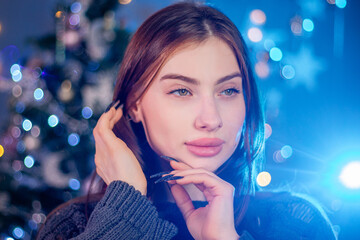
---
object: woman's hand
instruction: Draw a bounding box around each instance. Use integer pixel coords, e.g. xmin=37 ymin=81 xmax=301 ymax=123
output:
xmin=169 ymin=161 xmax=239 ymax=240
xmin=93 ymin=102 xmax=147 ymax=195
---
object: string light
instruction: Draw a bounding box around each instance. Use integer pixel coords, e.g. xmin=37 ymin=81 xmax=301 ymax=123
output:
xmin=48 ymin=115 xmax=59 ymax=127
xmin=22 ymin=119 xmax=33 ymax=131
xmin=34 ymin=88 xmax=44 ymax=101
xmin=68 ymin=133 xmax=80 ymax=146
xmin=82 ymin=107 xmax=93 ymax=119
xmin=0 ymin=144 xmax=4 ymax=157
xmin=24 ymin=155 xmax=35 ymax=168
xmin=69 ymin=178 xmax=81 ymax=190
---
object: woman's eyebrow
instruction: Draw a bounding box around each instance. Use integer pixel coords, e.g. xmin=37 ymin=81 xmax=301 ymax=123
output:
xmin=159 ymin=72 xmax=242 ymax=85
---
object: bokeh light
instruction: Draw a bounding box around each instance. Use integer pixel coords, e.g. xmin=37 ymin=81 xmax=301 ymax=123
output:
xmin=273 ymin=150 xmax=286 ymax=163
xmin=12 ymin=71 xmax=22 ymax=82
xmin=68 ymin=133 xmax=80 ymax=146
xmin=69 ymin=14 xmax=80 ymax=25
xmin=15 ymin=102 xmax=25 ymax=113
xmin=255 ymin=61 xmax=269 ymax=78
xmin=48 ymin=115 xmax=59 ymax=127
xmin=264 ymin=39 xmax=275 ymax=51
xmin=10 ymin=64 xmax=20 ymax=75
xmin=69 ymin=178 xmax=81 ymax=190
xmin=12 ymin=85 xmax=22 ymax=98
xmin=24 ymin=155 xmax=35 ymax=168
xmin=22 ymin=119 xmax=32 ymax=131
xmin=335 ymin=0 xmax=347 ymax=8
xmin=281 ymin=65 xmax=296 ymax=80
xmin=119 ymin=0 xmax=132 ymax=4
xmin=339 ymin=161 xmax=360 ymax=189
xmin=0 ymin=144 xmax=4 ymax=157
xmin=250 ymin=9 xmax=266 ymax=25
xmin=81 ymin=106 xmax=93 ymax=119
xmin=12 ymin=227 xmax=24 ymax=239
xmin=16 ymin=141 xmax=26 ymax=153
xmin=303 ymin=18 xmax=314 ymax=32
xmin=248 ymin=27 xmax=263 ymax=42
xmin=264 ymin=123 xmax=272 ymax=139
xmin=269 ymin=47 xmax=282 ymax=61
xmin=71 ymin=2 xmax=82 ymax=13
xmin=257 ymin=171 xmax=271 ymax=187
xmin=34 ymin=88 xmax=44 ymax=101
xmin=281 ymin=145 xmax=293 ymax=159
xmin=31 ymin=126 xmax=41 ymax=137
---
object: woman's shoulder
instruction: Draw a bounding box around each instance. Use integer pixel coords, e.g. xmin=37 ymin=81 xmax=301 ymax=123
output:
xmin=243 ymin=191 xmax=336 ymax=239
xmin=36 ymin=195 xmax=100 ymax=240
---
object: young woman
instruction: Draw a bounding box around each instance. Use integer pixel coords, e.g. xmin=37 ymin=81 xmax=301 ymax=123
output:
xmin=37 ymin=2 xmax=336 ymax=240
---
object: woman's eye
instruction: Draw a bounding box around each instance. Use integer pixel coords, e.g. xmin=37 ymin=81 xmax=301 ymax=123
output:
xmin=221 ymin=88 xmax=240 ymax=96
xmin=169 ymin=88 xmax=192 ymax=96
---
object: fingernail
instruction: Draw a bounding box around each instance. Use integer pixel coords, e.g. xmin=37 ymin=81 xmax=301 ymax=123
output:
xmin=116 ymin=103 xmax=124 ymax=110
xmin=160 ymin=155 xmax=179 ymax=162
xmin=105 ymin=101 xmax=115 ymax=113
xmin=150 ymin=171 xmax=172 ymax=179
xmin=155 ymin=174 xmax=174 ymax=184
xmin=166 ymin=176 xmax=184 ymax=181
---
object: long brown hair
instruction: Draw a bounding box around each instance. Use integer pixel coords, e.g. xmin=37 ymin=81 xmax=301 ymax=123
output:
xmin=109 ymin=1 xmax=265 ymax=226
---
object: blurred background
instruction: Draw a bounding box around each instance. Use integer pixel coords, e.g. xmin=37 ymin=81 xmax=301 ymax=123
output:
xmin=0 ymin=0 xmax=359 ymax=239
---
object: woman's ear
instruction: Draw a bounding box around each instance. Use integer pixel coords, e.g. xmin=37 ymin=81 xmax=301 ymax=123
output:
xmin=128 ymin=100 xmax=143 ymax=123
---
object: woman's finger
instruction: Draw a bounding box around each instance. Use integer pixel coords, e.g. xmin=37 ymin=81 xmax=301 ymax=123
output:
xmin=171 ymin=184 xmax=195 ymax=220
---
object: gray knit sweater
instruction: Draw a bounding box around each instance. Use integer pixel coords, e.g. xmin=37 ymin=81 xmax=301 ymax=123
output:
xmin=37 ymin=181 xmax=336 ymax=240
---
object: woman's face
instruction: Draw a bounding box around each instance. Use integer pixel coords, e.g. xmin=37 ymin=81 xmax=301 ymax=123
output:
xmin=132 ymin=37 xmax=246 ymax=172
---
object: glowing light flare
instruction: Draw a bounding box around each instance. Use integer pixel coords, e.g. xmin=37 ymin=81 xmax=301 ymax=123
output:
xmin=247 ymin=27 xmax=263 ymax=42
xmin=12 ymin=227 xmax=24 ymax=239
xmin=303 ymin=19 xmax=314 ymax=32
xmin=69 ymin=178 xmax=81 ymax=190
xmin=119 ymin=0 xmax=132 ymax=4
xmin=339 ymin=161 xmax=360 ymax=189
xmin=48 ymin=115 xmax=59 ymax=127
xmin=255 ymin=61 xmax=269 ymax=79
xmin=22 ymin=119 xmax=32 ymax=131
xmin=34 ymin=88 xmax=44 ymax=101
xmin=257 ymin=171 xmax=271 ymax=187
xmin=281 ymin=65 xmax=296 ymax=80
xmin=335 ymin=0 xmax=347 ymax=8
xmin=68 ymin=133 xmax=80 ymax=146
xmin=269 ymin=47 xmax=283 ymax=61
xmin=0 ymin=144 xmax=4 ymax=157
xmin=24 ymin=155 xmax=35 ymax=168
xmin=250 ymin=9 xmax=266 ymax=25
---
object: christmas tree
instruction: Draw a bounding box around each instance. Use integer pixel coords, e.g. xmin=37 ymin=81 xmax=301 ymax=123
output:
xmin=0 ymin=1 xmax=131 ymax=238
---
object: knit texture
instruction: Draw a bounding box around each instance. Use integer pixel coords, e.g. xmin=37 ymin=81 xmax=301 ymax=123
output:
xmin=37 ymin=181 xmax=336 ymax=240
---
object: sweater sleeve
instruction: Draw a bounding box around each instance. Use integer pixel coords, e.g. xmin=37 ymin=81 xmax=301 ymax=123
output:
xmin=72 ymin=181 xmax=178 ymax=240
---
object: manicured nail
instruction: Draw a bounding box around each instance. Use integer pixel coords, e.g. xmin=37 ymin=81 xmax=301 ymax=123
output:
xmin=105 ymin=101 xmax=115 ymax=113
xmin=116 ymin=103 xmax=124 ymax=110
xmin=166 ymin=176 xmax=184 ymax=181
xmin=150 ymin=171 xmax=172 ymax=179
xmin=155 ymin=174 xmax=174 ymax=184
xmin=160 ymin=155 xmax=179 ymax=162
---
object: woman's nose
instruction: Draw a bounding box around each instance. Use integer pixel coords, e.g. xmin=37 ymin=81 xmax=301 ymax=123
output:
xmin=194 ymin=98 xmax=223 ymax=131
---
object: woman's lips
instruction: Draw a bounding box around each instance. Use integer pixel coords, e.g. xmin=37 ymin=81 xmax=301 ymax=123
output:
xmin=185 ymin=138 xmax=224 ymax=157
